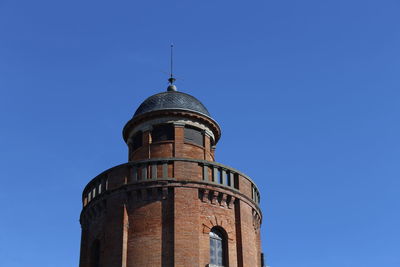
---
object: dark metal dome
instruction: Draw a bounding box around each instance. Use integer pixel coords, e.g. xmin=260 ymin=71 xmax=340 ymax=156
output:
xmin=134 ymin=91 xmax=211 ymax=117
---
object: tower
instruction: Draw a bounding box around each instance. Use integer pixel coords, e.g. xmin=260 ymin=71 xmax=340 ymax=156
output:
xmin=79 ymin=82 xmax=263 ymax=266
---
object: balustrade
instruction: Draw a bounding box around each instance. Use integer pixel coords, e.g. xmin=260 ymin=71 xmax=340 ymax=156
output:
xmin=82 ymin=158 xmax=260 ymax=207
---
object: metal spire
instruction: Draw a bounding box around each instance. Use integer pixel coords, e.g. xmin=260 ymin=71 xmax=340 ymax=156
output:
xmin=167 ymin=44 xmax=177 ymax=91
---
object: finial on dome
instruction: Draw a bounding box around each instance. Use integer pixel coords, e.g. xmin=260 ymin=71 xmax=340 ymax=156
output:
xmin=167 ymin=44 xmax=178 ymax=92
xmin=167 ymin=83 xmax=177 ymax=91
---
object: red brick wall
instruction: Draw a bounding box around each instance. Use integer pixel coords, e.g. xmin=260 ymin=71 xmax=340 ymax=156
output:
xmin=129 ymin=125 xmax=215 ymax=162
xmin=174 ymin=161 xmax=202 ymax=181
xmin=101 ymin=195 xmax=125 ymax=267
xmin=182 ymin=142 xmax=205 ymax=159
xmin=80 ymin=182 xmax=262 ymax=267
xmin=150 ymin=142 xmax=174 ymax=158
xmin=199 ymin=198 xmax=238 ymax=267
xmin=174 ymin=187 xmax=200 ymax=266
xmin=239 ymin=202 xmax=258 ymax=267
xmin=80 ymin=114 xmax=262 ymax=267
xmin=127 ymin=200 xmax=163 ymax=266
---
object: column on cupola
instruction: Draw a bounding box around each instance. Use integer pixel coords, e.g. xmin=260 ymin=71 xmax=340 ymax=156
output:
xmin=173 ymin=122 xmax=185 ymax=158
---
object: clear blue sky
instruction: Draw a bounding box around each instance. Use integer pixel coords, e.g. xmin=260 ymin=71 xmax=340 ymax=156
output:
xmin=0 ymin=0 xmax=399 ymax=266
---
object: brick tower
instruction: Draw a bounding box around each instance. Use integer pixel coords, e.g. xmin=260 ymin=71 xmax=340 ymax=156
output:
xmin=79 ymin=82 xmax=263 ymax=267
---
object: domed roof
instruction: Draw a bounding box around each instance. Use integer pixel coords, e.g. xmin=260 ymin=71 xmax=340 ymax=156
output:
xmin=134 ymin=91 xmax=211 ymax=117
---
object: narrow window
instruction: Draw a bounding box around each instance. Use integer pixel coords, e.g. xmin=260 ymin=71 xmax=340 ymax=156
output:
xmin=152 ymin=124 xmax=174 ymax=142
xmin=209 ymin=228 xmax=227 ymax=266
xmin=131 ymin=131 xmax=143 ymax=151
xmin=184 ymin=126 xmax=204 ymax=146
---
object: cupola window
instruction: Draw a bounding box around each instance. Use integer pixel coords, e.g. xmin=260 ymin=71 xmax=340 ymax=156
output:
xmin=184 ymin=126 xmax=204 ymax=147
xmin=131 ymin=131 xmax=143 ymax=151
xmin=152 ymin=124 xmax=174 ymax=142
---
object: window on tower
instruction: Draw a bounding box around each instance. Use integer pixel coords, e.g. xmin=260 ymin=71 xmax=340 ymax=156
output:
xmin=209 ymin=227 xmax=227 ymax=267
xmin=151 ymin=124 xmax=174 ymax=142
xmin=131 ymin=131 xmax=143 ymax=151
xmin=184 ymin=126 xmax=204 ymax=147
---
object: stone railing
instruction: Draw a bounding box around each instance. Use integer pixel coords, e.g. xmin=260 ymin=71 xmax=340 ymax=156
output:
xmin=82 ymin=158 xmax=260 ymax=208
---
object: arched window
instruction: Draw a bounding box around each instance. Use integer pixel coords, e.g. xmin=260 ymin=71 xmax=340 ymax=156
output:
xmin=209 ymin=227 xmax=227 ymax=266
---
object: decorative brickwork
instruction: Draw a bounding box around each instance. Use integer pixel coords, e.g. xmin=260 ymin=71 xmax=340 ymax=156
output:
xmin=79 ymin=88 xmax=263 ymax=267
